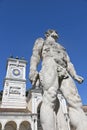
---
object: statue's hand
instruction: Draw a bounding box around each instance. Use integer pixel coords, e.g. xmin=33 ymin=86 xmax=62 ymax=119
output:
xmin=75 ymin=75 xmax=84 ymax=83
xmin=29 ymin=70 xmax=39 ymax=86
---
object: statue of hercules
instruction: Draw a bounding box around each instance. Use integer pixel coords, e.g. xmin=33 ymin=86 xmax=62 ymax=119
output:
xmin=29 ymin=29 xmax=87 ymax=130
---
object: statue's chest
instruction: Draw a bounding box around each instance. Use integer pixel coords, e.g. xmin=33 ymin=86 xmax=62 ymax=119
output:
xmin=42 ymin=41 xmax=64 ymax=57
xmin=42 ymin=41 xmax=58 ymax=52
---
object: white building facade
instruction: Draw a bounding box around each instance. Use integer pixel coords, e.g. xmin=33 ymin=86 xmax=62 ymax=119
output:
xmin=0 ymin=57 xmax=38 ymax=130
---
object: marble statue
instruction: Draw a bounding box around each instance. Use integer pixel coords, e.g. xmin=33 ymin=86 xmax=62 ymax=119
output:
xmin=29 ymin=29 xmax=87 ymax=130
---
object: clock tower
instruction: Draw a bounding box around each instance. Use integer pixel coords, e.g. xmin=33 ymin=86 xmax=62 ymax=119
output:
xmin=1 ymin=57 xmax=27 ymax=109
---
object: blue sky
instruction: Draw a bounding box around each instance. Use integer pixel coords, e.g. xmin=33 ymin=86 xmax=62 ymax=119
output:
xmin=0 ymin=0 xmax=87 ymax=104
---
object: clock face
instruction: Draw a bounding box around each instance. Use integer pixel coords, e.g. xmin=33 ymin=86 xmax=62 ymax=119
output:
xmin=12 ymin=69 xmax=20 ymax=76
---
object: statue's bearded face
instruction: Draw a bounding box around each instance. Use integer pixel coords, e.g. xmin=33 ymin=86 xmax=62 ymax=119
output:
xmin=45 ymin=30 xmax=59 ymax=40
xmin=50 ymin=30 xmax=59 ymax=40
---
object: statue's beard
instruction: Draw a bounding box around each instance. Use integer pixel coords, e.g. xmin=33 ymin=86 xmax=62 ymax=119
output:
xmin=51 ymin=35 xmax=58 ymax=41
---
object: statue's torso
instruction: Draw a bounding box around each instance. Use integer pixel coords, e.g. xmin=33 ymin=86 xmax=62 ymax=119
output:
xmin=41 ymin=40 xmax=67 ymax=68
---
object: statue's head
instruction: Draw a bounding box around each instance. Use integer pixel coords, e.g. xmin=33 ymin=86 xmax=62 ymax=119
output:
xmin=45 ymin=29 xmax=59 ymax=40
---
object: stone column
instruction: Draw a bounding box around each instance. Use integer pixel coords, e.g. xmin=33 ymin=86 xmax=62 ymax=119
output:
xmin=17 ymin=122 xmax=20 ymax=130
xmin=17 ymin=126 xmax=19 ymax=130
xmin=2 ymin=124 xmax=5 ymax=130
xmin=31 ymin=115 xmax=37 ymax=130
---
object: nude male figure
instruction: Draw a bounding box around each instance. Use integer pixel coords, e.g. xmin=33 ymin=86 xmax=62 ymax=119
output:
xmin=29 ymin=29 xmax=87 ymax=130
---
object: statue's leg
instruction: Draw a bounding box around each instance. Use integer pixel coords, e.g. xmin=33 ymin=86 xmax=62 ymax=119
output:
xmin=39 ymin=59 xmax=59 ymax=130
xmin=40 ymin=99 xmax=56 ymax=130
xmin=56 ymin=103 xmax=68 ymax=130
xmin=60 ymin=76 xmax=87 ymax=130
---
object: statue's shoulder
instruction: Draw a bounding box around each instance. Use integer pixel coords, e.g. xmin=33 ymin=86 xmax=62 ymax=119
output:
xmin=34 ymin=37 xmax=44 ymax=45
xmin=33 ymin=38 xmax=44 ymax=50
xmin=57 ymin=42 xmax=66 ymax=51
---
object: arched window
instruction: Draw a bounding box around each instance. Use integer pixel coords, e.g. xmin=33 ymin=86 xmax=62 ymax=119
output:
xmin=19 ymin=121 xmax=31 ymax=130
xmin=4 ymin=121 xmax=17 ymax=130
xmin=0 ymin=123 xmax=2 ymax=130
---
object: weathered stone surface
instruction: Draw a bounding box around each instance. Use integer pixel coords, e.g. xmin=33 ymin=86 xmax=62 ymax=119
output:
xmin=29 ymin=29 xmax=87 ymax=130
